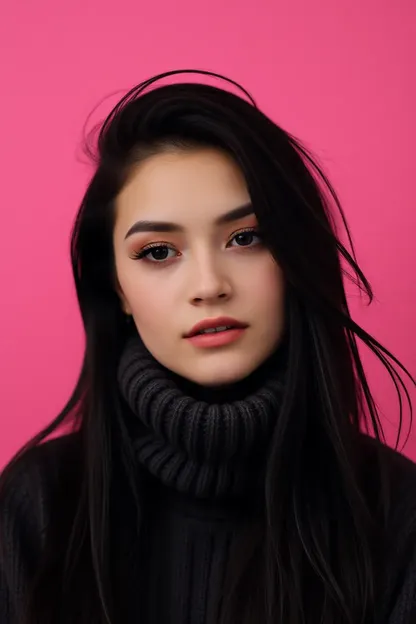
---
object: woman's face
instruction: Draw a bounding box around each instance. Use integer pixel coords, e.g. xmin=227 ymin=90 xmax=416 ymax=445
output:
xmin=113 ymin=148 xmax=285 ymax=386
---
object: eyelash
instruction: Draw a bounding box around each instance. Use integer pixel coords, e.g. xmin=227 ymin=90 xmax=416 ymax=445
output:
xmin=132 ymin=227 xmax=262 ymax=264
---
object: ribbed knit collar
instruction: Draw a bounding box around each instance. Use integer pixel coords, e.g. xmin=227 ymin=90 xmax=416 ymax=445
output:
xmin=117 ymin=333 xmax=285 ymax=500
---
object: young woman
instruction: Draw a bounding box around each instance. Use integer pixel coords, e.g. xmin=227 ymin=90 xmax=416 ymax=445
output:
xmin=0 ymin=69 xmax=415 ymax=624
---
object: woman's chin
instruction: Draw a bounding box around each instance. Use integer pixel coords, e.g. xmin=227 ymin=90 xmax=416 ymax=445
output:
xmin=177 ymin=358 xmax=260 ymax=389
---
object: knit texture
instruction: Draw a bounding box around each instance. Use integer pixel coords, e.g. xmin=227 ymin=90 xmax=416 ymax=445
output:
xmin=136 ymin=477 xmax=249 ymax=623
xmin=116 ymin=332 xmax=285 ymax=622
xmin=2 ymin=335 xmax=416 ymax=622
xmin=117 ymin=333 xmax=285 ymax=499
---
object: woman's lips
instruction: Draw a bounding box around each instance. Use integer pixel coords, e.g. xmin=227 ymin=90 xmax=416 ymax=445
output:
xmin=185 ymin=327 xmax=247 ymax=348
xmin=185 ymin=316 xmax=247 ymax=338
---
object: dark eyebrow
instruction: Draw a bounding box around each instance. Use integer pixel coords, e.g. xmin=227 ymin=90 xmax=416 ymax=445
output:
xmin=216 ymin=202 xmax=254 ymax=225
xmin=124 ymin=202 xmax=254 ymax=240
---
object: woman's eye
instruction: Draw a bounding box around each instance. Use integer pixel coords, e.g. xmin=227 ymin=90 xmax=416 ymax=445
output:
xmin=228 ymin=230 xmax=262 ymax=248
xmin=138 ymin=245 xmax=177 ymax=262
xmin=134 ymin=230 xmax=261 ymax=263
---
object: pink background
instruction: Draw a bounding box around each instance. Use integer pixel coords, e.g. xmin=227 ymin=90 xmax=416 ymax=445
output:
xmin=0 ymin=0 xmax=415 ymax=467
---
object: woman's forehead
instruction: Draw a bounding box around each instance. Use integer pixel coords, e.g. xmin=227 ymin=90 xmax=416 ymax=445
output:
xmin=115 ymin=149 xmax=252 ymax=232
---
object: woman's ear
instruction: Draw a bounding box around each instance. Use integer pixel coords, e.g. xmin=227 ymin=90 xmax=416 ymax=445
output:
xmin=120 ymin=297 xmax=132 ymax=316
xmin=114 ymin=279 xmax=132 ymax=316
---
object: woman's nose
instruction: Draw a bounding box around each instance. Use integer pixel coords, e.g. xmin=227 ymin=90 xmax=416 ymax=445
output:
xmin=189 ymin=258 xmax=232 ymax=304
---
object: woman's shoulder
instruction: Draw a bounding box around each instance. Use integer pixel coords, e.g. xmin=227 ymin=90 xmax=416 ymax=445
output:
xmin=358 ymin=431 xmax=416 ymax=531
xmin=358 ymin=433 xmax=416 ymax=621
xmin=359 ymin=431 xmax=416 ymax=481
xmin=0 ymin=431 xmax=82 ymax=549
xmin=359 ymin=431 xmax=416 ymax=473
xmin=1 ymin=431 xmax=81 ymax=496
xmin=0 ymin=432 xmax=82 ymax=619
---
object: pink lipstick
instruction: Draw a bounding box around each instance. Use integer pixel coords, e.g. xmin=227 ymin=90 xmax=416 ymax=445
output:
xmin=185 ymin=316 xmax=248 ymax=348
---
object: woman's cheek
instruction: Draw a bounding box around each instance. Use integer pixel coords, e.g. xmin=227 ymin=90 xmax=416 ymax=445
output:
xmin=130 ymin=273 xmax=174 ymax=322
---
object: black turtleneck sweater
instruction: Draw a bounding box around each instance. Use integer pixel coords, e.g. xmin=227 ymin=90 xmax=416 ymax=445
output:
xmin=3 ymin=432 xmax=416 ymax=623
xmin=1 ymin=335 xmax=416 ymax=622
xmin=114 ymin=334 xmax=282 ymax=623
xmin=138 ymin=475 xmax=251 ymax=623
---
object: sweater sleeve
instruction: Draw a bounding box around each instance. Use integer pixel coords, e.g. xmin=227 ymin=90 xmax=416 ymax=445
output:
xmin=0 ymin=448 xmax=49 ymax=623
xmin=386 ymin=537 xmax=416 ymax=624
xmin=0 ymin=554 xmax=14 ymax=622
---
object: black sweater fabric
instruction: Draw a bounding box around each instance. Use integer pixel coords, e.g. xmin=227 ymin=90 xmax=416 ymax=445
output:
xmin=1 ymin=335 xmax=416 ymax=622
xmin=3 ymin=433 xmax=416 ymax=623
xmin=0 ymin=433 xmax=258 ymax=624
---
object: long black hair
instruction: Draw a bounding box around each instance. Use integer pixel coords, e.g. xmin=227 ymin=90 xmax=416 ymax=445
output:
xmin=0 ymin=69 xmax=414 ymax=624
